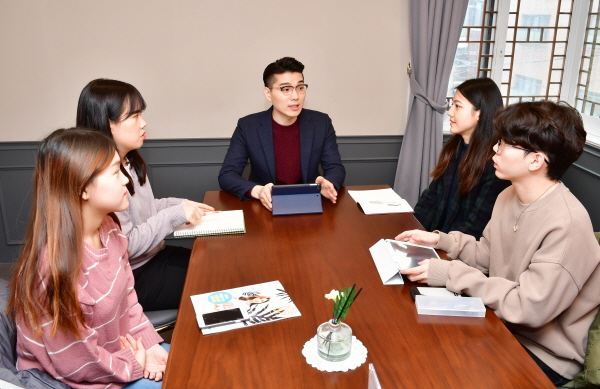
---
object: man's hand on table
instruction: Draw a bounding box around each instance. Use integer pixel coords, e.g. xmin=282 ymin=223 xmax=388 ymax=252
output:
xmin=251 ymin=183 xmax=274 ymax=211
xmin=316 ymin=176 xmax=337 ymax=204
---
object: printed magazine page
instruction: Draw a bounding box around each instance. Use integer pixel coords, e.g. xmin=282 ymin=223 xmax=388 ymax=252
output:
xmin=191 ymin=280 xmax=301 ymax=335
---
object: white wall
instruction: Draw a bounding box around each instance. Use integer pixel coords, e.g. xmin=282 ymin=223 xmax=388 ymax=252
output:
xmin=0 ymin=0 xmax=410 ymax=141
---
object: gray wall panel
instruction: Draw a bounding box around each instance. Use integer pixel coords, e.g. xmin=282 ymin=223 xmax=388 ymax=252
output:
xmin=0 ymin=168 xmax=34 ymax=262
xmin=2 ymin=137 xmax=600 ymax=263
xmin=0 ymin=136 xmax=403 ymax=262
xmin=337 ymin=136 xmax=402 ymax=158
xmin=139 ymin=139 xmax=230 ymax=164
xmin=0 ymin=143 xmax=39 ymax=262
xmin=562 ymin=145 xmax=600 ymax=231
xmin=146 ymin=163 xmax=223 ymax=201
xmin=0 ymin=168 xmax=34 ymax=244
xmin=343 ymin=160 xmax=399 ymax=188
xmin=0 ymin=144 xmax=39 ymax=166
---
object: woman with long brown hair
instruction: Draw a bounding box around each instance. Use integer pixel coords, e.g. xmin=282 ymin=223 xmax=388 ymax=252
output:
xmin=413 ymin=78 xmax=509 ymax=238
xmin=7 ymin=129 xmax=168 ymax=388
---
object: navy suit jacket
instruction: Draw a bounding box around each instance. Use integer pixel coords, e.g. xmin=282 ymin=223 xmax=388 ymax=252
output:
xmin=218 ymin=107 xmax=346 ymax=200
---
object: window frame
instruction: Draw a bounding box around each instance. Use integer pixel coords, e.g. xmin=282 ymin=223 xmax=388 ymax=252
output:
xmin=445 ymin=0 xmax=600 ymax=146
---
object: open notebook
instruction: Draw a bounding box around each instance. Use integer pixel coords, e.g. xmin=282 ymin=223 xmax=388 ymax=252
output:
xmin=174 ymin=210 xmax=246 ymax=237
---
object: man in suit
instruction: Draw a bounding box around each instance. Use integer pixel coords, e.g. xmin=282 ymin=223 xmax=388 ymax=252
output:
xmin=218 ymin=57 xmax=346 ymax=210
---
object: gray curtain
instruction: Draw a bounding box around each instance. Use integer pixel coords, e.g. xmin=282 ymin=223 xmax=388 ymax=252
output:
xmin=393 ymin=0 xmax=469 ymax=206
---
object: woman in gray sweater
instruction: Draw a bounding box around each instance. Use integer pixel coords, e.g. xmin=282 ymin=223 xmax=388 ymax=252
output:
xmin=76 ymin=79 xmax=214 ymax=311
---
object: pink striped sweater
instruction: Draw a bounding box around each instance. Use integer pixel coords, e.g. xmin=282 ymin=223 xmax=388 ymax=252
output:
xmin=15 ymin=216 xmax=164 ymax=389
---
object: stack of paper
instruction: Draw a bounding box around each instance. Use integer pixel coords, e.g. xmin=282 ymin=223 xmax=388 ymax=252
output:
xmin=348 ymin=188 xmax=413 ymax=214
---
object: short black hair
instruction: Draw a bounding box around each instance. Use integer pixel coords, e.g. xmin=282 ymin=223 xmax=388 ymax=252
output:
xmin=263 ymin=57 xmax=304 ymax=87
xmin=493 ymin=101 xmax=586 ymax=180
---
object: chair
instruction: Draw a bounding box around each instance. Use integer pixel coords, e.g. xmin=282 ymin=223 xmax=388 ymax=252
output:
xmin=560 ymin=306 xmax=600 ymax=388
xmin=144 ymin=309 xmax=178 ymax=333
xmin=0 ymin=279 xmax=70 ymax=389
xmin=560 ymin=233 xmax=600 ymax=388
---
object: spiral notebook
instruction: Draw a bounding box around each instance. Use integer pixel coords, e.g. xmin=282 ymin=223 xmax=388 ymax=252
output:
xmin=174 ymin=210 xmax=246 ymax=237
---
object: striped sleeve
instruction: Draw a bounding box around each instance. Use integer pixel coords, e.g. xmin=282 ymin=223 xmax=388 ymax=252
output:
xmin=17 ymin=311 xmax=144 ymax=386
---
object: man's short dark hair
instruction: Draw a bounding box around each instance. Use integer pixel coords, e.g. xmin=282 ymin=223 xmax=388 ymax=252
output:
xmin=493 ymin=101 xmax=586 ymax=180
xmin=263 ymin=57 xmax=305 ymax=87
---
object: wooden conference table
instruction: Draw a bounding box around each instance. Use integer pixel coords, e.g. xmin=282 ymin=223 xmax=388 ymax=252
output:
xmin=163 ymin=185 xmax=553 ymax=388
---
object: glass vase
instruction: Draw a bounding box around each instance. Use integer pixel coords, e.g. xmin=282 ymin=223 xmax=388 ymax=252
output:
xmin=316 ymin=319 xmax=352 ymax=361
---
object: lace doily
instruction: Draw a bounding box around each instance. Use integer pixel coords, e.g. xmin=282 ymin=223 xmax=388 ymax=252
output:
xmin=302 ymin=335 xmax=368 ymax=372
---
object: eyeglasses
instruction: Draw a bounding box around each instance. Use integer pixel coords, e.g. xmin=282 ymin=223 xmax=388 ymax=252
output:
xmin=496 ymin=140 xmax=550 ymax=164
xmin=274 ymin=84 xmax=308 ymax=96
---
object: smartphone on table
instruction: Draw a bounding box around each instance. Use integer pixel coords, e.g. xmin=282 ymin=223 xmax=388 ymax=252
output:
xmin=197 ymin=308 xmax=250 ymax=329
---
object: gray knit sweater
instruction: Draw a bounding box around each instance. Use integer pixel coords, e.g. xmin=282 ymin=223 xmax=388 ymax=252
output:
xmin=116 ymin=166 xmax=187 ymax=269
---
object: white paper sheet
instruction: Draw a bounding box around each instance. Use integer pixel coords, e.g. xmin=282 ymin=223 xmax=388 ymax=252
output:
xmin=348 ymin=188 xmax=413 ymax=214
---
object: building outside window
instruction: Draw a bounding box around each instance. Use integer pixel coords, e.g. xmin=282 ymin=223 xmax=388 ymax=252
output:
xmin=446 ymin=0 xmax=600 ymax=145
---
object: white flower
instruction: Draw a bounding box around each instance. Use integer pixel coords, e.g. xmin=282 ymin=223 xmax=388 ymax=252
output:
xmin=324 ymin=290 xmax=339 ymax=300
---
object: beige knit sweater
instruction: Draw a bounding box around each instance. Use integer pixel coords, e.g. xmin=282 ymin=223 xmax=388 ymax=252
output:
xmin=428 ymin=183 xmax=600 ymax=379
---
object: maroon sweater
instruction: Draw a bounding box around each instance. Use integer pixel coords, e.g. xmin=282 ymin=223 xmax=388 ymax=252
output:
xmin=272 ymin=119 xmax=302 ymax=185
xmin=247 ymin=118 xmax=302 ymax=197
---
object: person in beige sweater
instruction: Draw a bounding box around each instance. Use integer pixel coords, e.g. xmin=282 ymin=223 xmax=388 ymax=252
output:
xmin=397 ymin=101 xmax=600 ymax=386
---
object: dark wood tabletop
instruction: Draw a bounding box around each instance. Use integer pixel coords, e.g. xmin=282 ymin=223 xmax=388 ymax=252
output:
xmin=162 ymin=185 xmax=554 ymax=388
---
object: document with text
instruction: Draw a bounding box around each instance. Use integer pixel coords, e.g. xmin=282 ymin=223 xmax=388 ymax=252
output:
xmin=348 ymin=188 xmax=413 ymax=214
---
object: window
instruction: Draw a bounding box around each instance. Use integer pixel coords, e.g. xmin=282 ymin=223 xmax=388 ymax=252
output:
xmin=511 ymin=74 xmax=543 ymax=95
xmin=447 ymin=0 xmax=600 ymax=145
xmin=447 ymin=0 xmax=496 ymax=93
xmin=503 ymin=1 xmax=571 ymax=103
xmin=520 ymin=15 xmax=551 ymax=41
xmin=576 ymin=0 xmax=600 ymax=117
